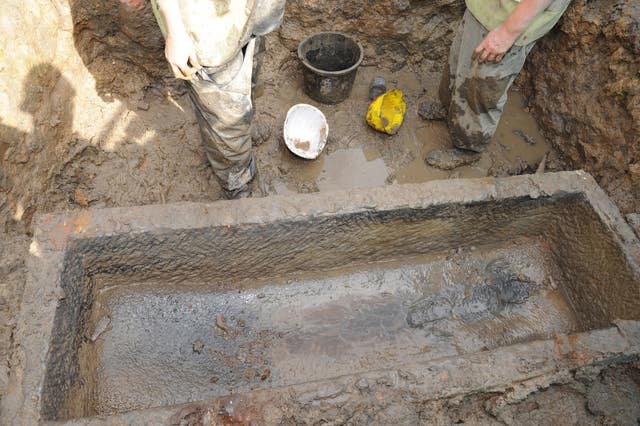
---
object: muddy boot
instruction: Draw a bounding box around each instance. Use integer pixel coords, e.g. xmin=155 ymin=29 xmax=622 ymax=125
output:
xmin=425 ymin=148 xmax=481 ymax=170
xmin=224 ymin=184 xmax=249 ymax=199
xmin=223 ymin=168 xmax=266 ymax=200
xmin=418 ymin=99 xmax=447 ymax=121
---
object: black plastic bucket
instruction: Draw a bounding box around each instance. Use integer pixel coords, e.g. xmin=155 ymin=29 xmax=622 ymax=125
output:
xmin=298 ymin=32 xmax=364 ymax=105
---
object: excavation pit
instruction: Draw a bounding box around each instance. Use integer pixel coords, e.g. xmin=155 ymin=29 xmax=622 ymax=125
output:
xmin=4 ymin=172 xmax=640 ymax=424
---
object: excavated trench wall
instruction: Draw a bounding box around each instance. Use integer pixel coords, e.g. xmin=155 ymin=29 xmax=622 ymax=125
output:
xmin=0 ymin=2 xmax=78 ymax=234
xmin=520 ymin=0 xmax=640 ymax=214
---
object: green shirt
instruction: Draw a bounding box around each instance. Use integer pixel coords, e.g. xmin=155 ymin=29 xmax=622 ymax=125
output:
xmin=465 ymin=0 xmax=571 ymax=46
xmin=151 ymin=0 xmax=285 ymax=67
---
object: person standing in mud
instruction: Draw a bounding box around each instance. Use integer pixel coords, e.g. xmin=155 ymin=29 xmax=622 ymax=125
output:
xmin=124 ymin=0 xmax=286 ymax=198
xmin=426 ymin=0 xmax=571 ymax=170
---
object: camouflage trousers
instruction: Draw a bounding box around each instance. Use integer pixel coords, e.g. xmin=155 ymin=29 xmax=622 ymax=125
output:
xmin=439 ymin=9 xmax=536 ymax=153
xmin=186 ymin=38 xmax=259 ymax=192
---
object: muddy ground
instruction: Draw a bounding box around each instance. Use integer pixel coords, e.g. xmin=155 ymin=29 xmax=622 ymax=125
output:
xmin=1 ymin=0 xmax=639 ymax=423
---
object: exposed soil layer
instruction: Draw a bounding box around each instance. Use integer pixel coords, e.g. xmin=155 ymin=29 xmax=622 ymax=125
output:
xmin=0 ymin=235 xmax=28 ymax=396
xmin=427 ymin=364 xmax=640 ymax=426
xmin=520 ymin=0 xmax=640 ymax=214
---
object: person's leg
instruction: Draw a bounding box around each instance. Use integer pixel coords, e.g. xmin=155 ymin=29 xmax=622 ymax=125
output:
xmin=251 ymin=36 xmax=265 ymax=89
xmin=438 ymin=14 xmax=464 ymax=114
xmin=428 ymin=9 xmax=535 ymax=170
xmin=186 ymin=39 xmax=258 ymax=197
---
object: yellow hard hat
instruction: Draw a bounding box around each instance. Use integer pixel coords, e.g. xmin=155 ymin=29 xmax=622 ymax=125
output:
xmin=366 ymin=89 xmax=406 ymax=135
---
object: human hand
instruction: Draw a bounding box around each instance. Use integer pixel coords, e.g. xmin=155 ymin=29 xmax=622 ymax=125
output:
xmin=165 ymin=31 xmax=201 ymax=80
xmin=119 ymin=0 xmax=146 ymax=12
xmin=472 ymin=25 xmax=519 ymax=64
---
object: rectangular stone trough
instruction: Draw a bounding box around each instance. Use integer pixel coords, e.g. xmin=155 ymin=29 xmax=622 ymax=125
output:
xmin=4 ymin=171 xmax=640 ymax=425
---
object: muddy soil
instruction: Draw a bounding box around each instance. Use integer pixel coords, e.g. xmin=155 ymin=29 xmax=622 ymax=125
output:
xmin=1 ymin=0 xmax=639 ymax=422
xmin=1 ymin=34 xmax=559 ymax=218
xmin=420 ymin=363 xmax=640 ymax=426
xmin=253 ymin=38 xmax=557 ymax=196
xmin=519 ymin=0 xmax=640 ymax=215
xmin=0 ymin=235 xmax=28 ymax=396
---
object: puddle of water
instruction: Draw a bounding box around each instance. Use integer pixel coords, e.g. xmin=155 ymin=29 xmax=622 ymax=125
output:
xmin=493 ymin=92 xmax=550 ymax=164
xmin=394 ymin=121 xmax=452 ymax=184
xmin=272 ymin=180 xmax=298 ymax=195
xmin=317 ymin=148 xmax=388 ymax=192
xmin=279 ymin=148 xmax=326 ymax=182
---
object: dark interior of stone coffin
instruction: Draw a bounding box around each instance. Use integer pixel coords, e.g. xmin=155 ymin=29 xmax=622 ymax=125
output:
xmin=41 ymin=193 xmax=640 ymax=421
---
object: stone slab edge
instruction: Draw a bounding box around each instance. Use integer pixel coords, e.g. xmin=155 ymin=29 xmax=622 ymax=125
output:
xmin=53 ymin=321 xmax=640 ymax=425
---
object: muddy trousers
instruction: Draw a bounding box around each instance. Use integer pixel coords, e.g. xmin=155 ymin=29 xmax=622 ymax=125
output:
xmin=186 ymin=38 xmax=258 ymax=192
xmin=439 ymin=10 xmax=536 ymax=153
